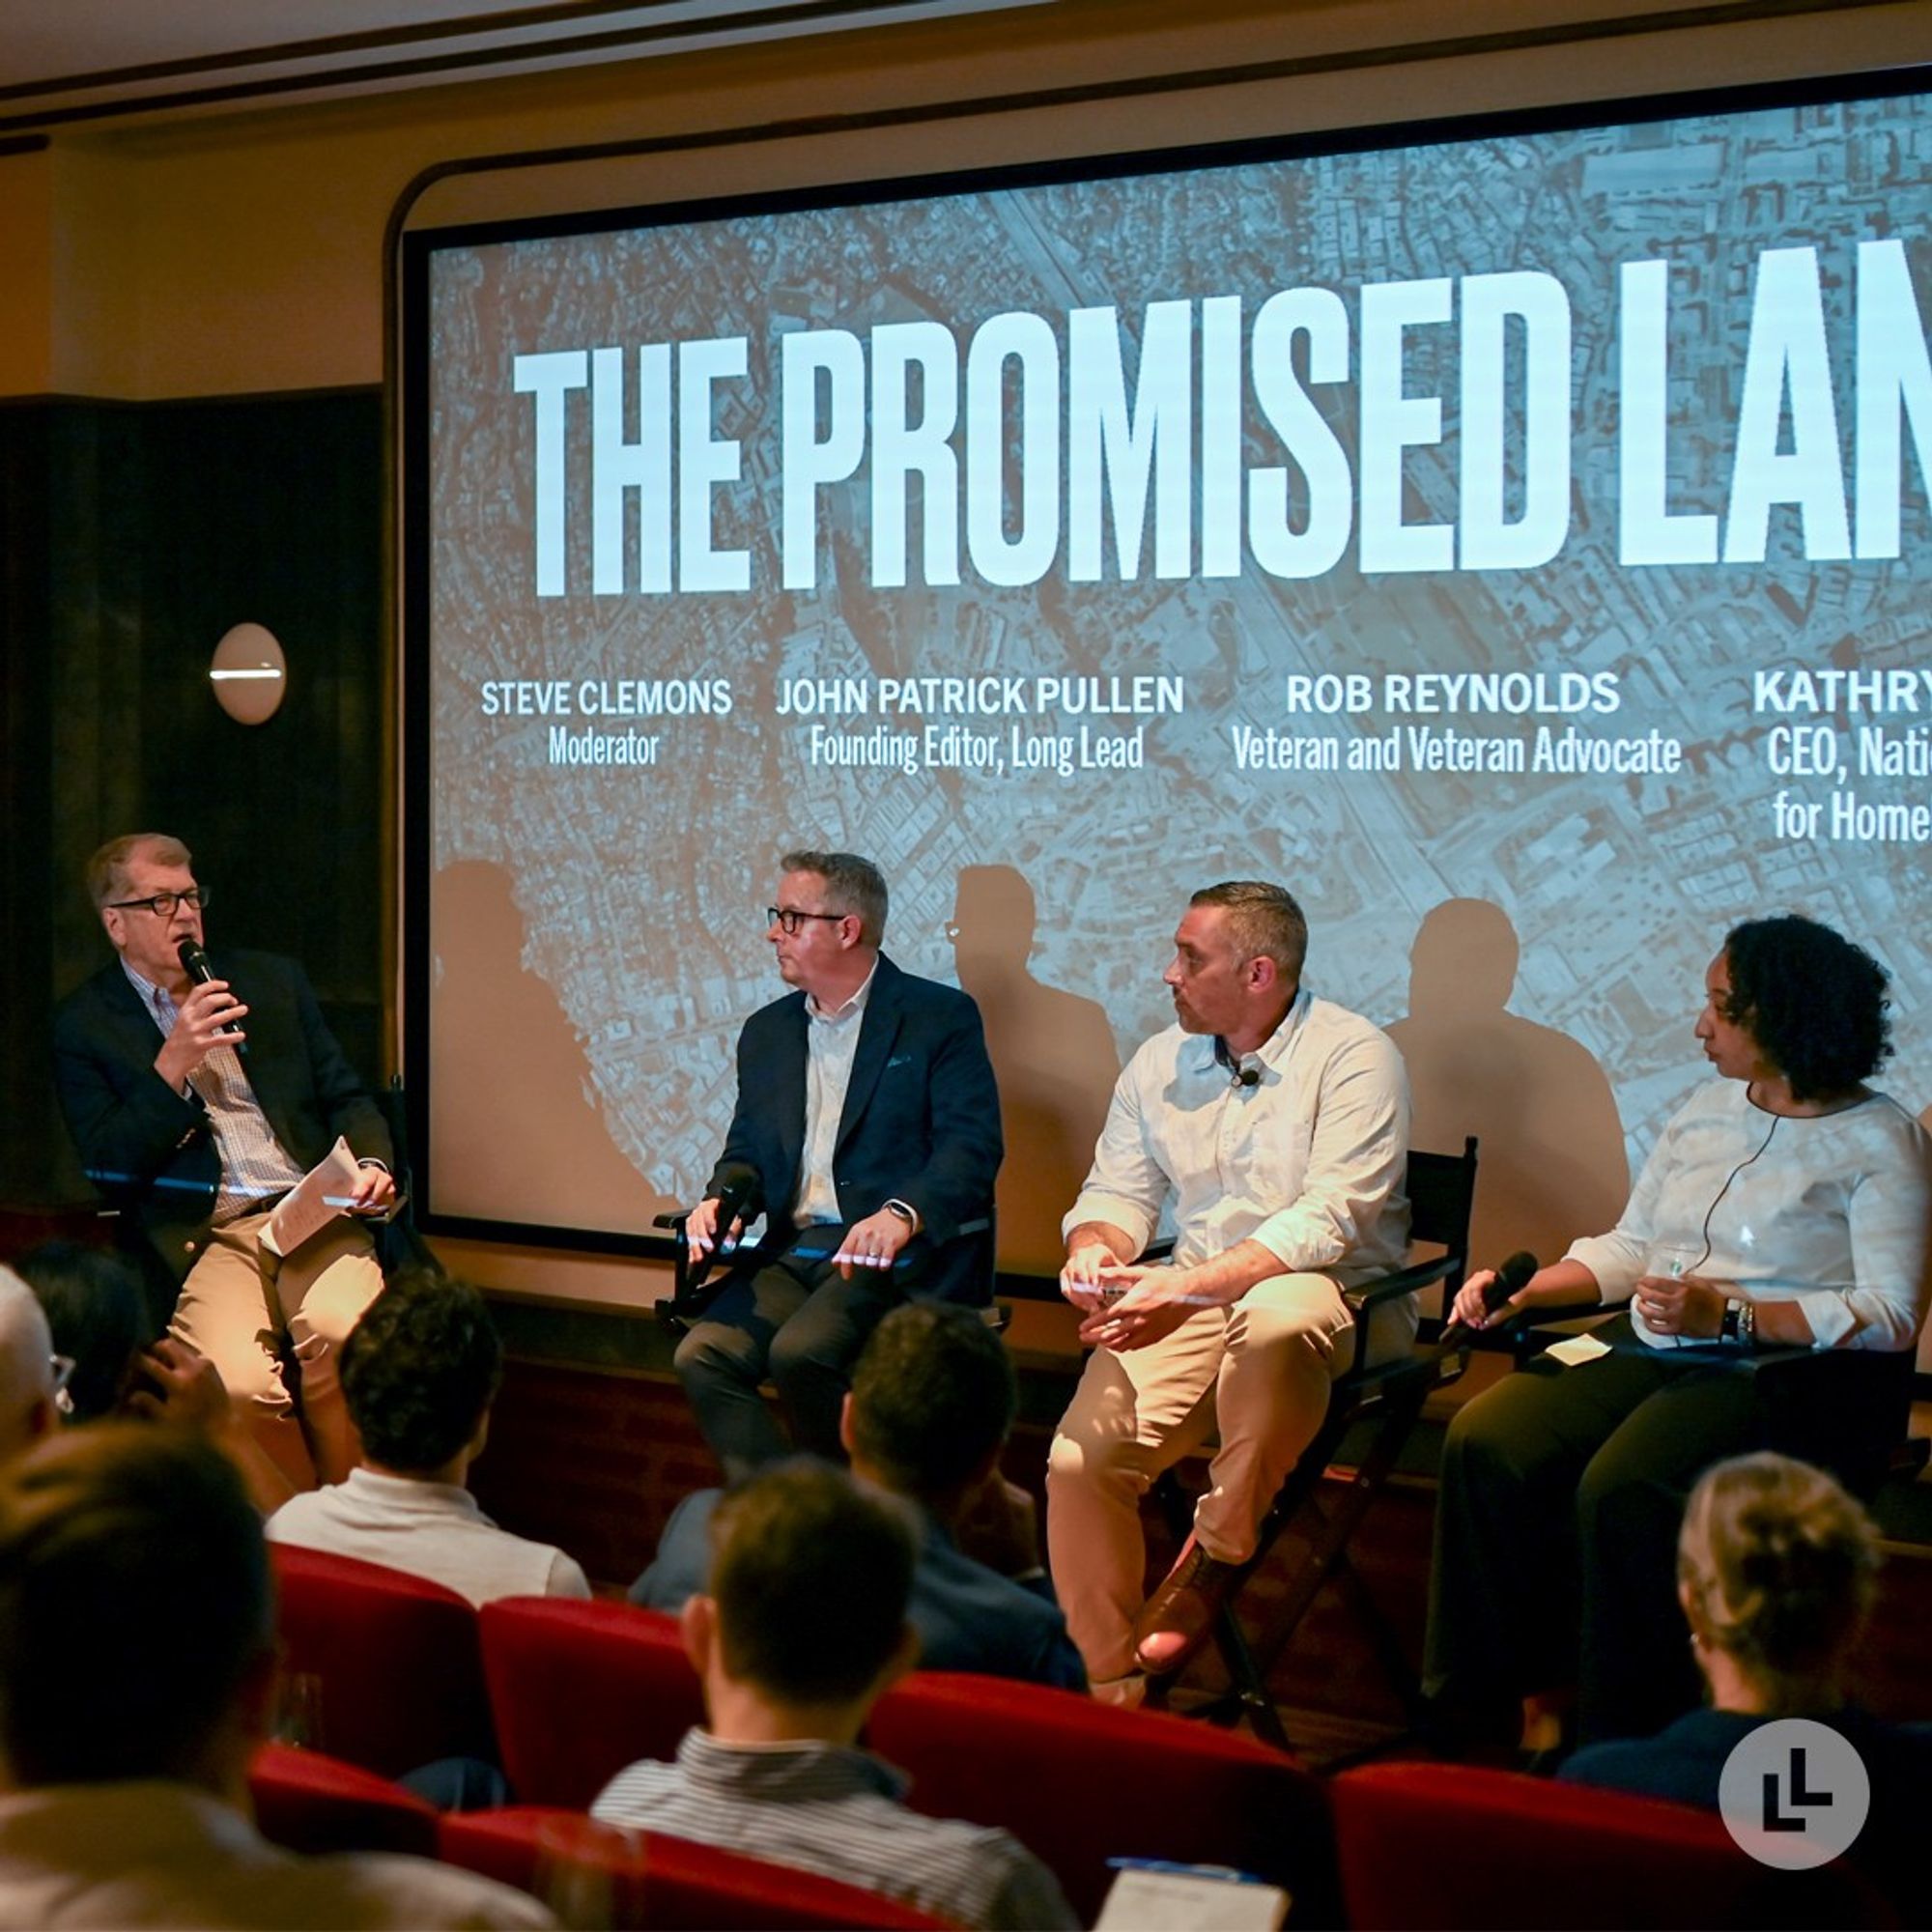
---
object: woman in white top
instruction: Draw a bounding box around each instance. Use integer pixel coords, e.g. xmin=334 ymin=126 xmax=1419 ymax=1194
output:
xmin=1422 ymin=915 xmax=1930 ymax=1757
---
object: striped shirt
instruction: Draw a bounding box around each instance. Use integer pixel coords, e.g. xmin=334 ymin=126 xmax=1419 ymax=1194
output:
xmin=124 ymin=961 xmax=306 ymax=1224
xmin=591 ymin=1730 xmax=1075 ymax=1930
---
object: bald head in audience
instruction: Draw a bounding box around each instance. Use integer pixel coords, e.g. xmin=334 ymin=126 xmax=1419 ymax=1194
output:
xmin=0 ymin=1270 xmax=60 ymax=1464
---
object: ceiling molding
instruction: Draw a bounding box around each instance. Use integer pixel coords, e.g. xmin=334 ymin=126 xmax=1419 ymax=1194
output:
xmin=0 ymin=0 xmax=1044 ymax=138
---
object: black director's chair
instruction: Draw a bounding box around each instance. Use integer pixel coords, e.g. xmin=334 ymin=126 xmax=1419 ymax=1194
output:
xmin=1150 ymin=1137 xmax=1481 ymax=1755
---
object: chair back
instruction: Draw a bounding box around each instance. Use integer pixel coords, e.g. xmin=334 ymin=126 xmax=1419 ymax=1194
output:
xmin=248 ymin=1742 xmax=440 ymax=1858
xmin=270 ymin=1544 xmax=492 ymax=1777
xmin=438 ymin=1808 xmax=949 ymax=1928
xmin=1331 ymin=1762 xmax=1891 ymax=1930
xmin=479 ymin=1596 xmax=705 ymax=1806
xmin=1406 ymin=1136 xmax=1479 ymax=1293
xmin=867 ymin=1670 xmax=1335 ymax=1924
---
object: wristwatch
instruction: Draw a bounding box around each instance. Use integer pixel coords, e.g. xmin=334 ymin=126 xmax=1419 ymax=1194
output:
xmin=1721 ymin=1300 xmax=1757 ymax=1347
xmin=884 ymin=1198 xmax=920 ymax=1232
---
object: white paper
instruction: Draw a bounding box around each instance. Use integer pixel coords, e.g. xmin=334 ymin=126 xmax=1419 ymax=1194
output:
xmin=262 ymin=1136 xmax=363 ymax=1259
xmin=1546 ymin=1331 xmax=1613 ymax=1367
xmin=1095 ymin=1867 xmax=1289 ymax=1932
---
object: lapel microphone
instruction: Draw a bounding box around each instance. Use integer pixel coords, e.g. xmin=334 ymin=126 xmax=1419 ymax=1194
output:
xmin=1213 ymin=1037 xmax=1262 ymax=1090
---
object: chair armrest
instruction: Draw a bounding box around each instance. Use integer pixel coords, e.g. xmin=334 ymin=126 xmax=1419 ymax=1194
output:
xmin=1349 ymin=1256 xmax=1457 ymax=1310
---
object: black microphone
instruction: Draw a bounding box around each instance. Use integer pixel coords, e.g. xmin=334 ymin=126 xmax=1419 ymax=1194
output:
xmin=177 ymin=940 xmax=246 ymax=1055
xmin=689 ymin=1167 xmax=758 ymax=1290
xmin=1213 ymin=1037 xmax=1262 ymax=1089
xmin=1441 ymin=1249 xmax=1540 ymax=1347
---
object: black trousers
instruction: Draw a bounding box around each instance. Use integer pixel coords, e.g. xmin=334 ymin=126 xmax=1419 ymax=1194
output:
xmin=1424 ymin=1326 xmax=1766 ymax=1745
xmin=672 ymin=1237 xmax=897 ymax=1484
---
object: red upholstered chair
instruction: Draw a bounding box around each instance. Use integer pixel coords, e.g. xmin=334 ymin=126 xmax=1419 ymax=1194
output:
xmin=270 ymin=1545 xmax=494 ymax=1779
xmin=866 ymin=1670 xmax=1335 ymax=1925
xmin=479 ymin=1596 xmax=706 ymax=1806
xmin=248 ymin=1742 xmax=440 ymax=1858
xmin=438 ymin=1808 xmax=950 ymax=1928
xmin=1330 ymin=1762 xmax=1893 ymax=1930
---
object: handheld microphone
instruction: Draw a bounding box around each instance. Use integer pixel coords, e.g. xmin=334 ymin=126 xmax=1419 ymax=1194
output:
xmin=1441 ymin=1249 xmax=1540 ymax=1347
xmin=177 ymin=940 xmax=246 ymax=1055
xmin=690 ymin=1168 xmax=757 ymax=1290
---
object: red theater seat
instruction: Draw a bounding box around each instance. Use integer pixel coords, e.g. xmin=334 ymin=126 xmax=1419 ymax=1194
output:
xmin=1330 ymin=1761 xmax=1893 ymax=1930
xmin=479 ymin=1596 xmax=705 ymax=1806
xmin=248 ymin=1742 xmax=440 ymax=1858
xmin=438 ymin=1807 xmax=950 ymax=1928
xmin=270 ymin=1545 xmax=493 ymax=1778
xmin=866 ymin=1670 xmax=1334 ymax=1924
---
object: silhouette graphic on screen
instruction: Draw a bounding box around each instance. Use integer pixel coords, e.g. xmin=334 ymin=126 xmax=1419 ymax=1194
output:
xmin=429 ymin=859 xmax=668 ymax=1232
xmin=949 ymin=866 xmax=1121 ymax=1278
xmin=1387 ymin=898 xmax=1628 ymax=1276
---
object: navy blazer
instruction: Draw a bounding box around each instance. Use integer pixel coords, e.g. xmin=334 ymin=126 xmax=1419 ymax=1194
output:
xmin=633 ymin=1487 xmax=1086 ymax=1692
xmin=707 ymin=952 xmax=1001 ymax=1301
xmin=52 ymin=950 xmax=391 ymax=1304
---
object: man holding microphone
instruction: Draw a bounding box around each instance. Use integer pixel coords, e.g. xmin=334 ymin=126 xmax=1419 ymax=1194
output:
xmin=53 ymin=833 xmax=394 ymax=1496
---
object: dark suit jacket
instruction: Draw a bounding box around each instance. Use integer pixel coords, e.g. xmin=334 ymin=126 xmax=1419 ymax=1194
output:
xmin=707 ymin=953 xmax=1001 ymax=1302
xmin=632 ymin=1487 xmax=1086 ymax=1691
xmin=51 ymin=950 xmax=391 ymax=1311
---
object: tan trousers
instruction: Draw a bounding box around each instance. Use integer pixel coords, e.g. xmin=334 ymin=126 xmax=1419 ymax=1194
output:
xmin=170 ymin=1210 xmax=384 ymax=1493
xmin=1044 ymin=1269 xmax=1366 ymax=1686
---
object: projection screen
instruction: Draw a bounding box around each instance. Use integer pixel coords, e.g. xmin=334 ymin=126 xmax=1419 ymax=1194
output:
xmin=402 ymin=71 xmax=1930 ymax=1276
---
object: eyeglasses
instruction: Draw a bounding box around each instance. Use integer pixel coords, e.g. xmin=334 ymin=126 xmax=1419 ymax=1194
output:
xmin=105 ymin=888 xmax=209 ymax=918
xmin=50 ymin=1354 xmax=74 ymax=1419
xmin=767 ymin=906 xmax=848 ymax=937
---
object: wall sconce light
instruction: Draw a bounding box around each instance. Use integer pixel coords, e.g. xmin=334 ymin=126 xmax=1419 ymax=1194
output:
xmin=210 ymin=622 xmax=287 ymax=724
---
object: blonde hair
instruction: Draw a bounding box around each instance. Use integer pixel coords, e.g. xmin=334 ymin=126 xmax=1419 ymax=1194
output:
xmin=1677 ymin=1452 xmax=1880 ymax=1711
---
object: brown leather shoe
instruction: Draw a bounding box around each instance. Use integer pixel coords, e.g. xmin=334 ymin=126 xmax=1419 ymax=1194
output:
xmin=1132 ymin=1536 xmax=1242 ymax=1677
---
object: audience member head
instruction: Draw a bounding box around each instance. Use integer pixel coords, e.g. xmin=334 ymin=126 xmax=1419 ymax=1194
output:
xmin=1677 ymin=1451 xmax=1881 ymax=1716
xmin=1719 ymin=915 xmax=1890 ymax=1102
xmin=11 ymin=1241 xmax=149 ymax=1423
xmin=779 ymin=848 xmax=889 ymax=949
xmin=690 ymin=1460 xmax=916 ymax=1733
xmin=0 ymin=1270 xmax=60 ymax=1463
xmin=844 ymin=1302 xmax=1016 ymax=1512
xmin=340 ymin=1270 xmax=503 ymax=1480
xmin=0 ymin=1425 xmax=272 ymax=1791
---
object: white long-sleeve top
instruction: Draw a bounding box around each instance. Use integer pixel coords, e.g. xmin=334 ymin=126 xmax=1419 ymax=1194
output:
xmin=1065 ymin=988 xmax=1410 ymax=1287
xmin=1567 ymin=1080 xmax=1932 ymax=1352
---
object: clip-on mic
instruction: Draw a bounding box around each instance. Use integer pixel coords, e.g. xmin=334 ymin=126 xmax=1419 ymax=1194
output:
xmin=177 ymin=940 xmax=246 ymax=1056
xmin=1438 ymin=1249 xmax=1540 ymax=1350
xmin=1213 ymin=1037 xmax=1262 ymax=1089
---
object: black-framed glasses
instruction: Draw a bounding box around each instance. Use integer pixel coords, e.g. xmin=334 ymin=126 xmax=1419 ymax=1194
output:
xmin=106 ymin=888 xmax=209 ymax=918
xmin=767 ymin=905 xmax=847 ymax=936
xmin=50 ymin=1353 xmax=74 ymax=1419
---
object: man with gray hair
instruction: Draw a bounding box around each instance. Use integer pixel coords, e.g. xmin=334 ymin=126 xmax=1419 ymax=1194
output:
xmin=1047 ymin=881 xmax=1411 ymax=1702
xmin=675 ymin=849 xmax=1002 ymax=1480
xmin=0 ymin=1270 xmax=61 ymax=1465
xmin=51 ymin=834 xmax=395 ymax=1499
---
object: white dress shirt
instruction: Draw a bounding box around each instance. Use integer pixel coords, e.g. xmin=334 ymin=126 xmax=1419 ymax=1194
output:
xmin=792 ymin=962 xmax=878 ymax=1226
xmin=1567 ymin=1080 xmax=1931 ymax=1351
xmin=1065 ymin=987 xmax=1410 ymax=1287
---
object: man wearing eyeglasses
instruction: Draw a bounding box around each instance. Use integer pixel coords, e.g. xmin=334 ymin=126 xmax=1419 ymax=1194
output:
xmin=50 ymin=833 xmax=394 ymax=1498
xmin=674 ymin=849 xmax=1002 ymax=1481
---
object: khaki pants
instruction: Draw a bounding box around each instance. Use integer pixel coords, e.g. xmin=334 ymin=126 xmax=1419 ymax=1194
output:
xmin=1044 ymin=1269 xmax=1365 ymax=1686
xmin=170 ymin=1210 xmax=383 ymax=1492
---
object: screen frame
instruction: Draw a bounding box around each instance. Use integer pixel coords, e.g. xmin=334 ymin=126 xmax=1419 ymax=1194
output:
xmin=399 ymin=59 xmax=1929 ymax=1264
